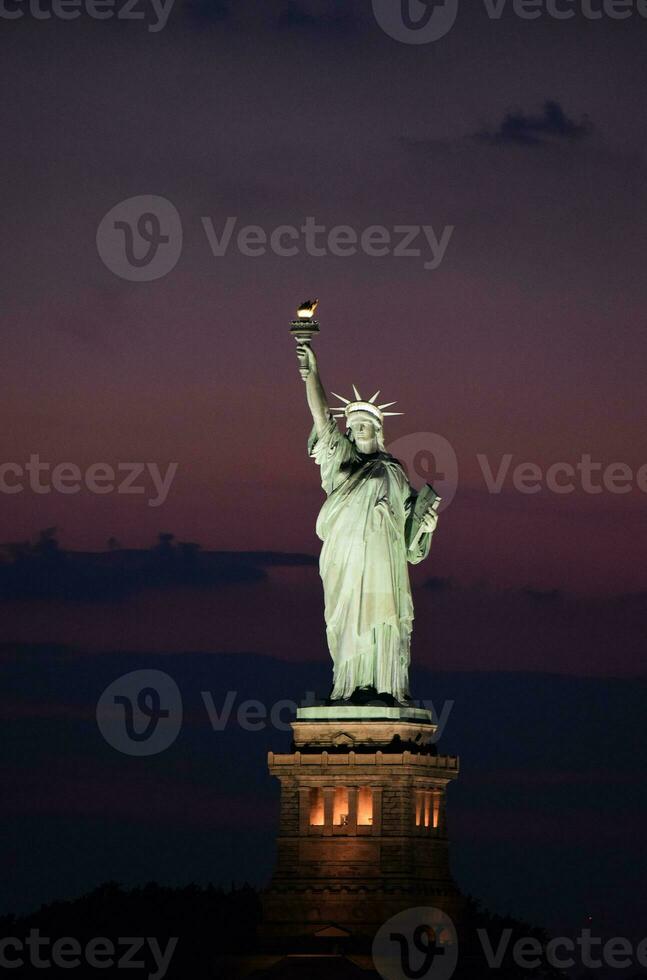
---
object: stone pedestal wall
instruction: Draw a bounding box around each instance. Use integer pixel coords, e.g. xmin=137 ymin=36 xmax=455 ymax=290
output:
xmin=262 ymin=708 xmax=461 ymax=941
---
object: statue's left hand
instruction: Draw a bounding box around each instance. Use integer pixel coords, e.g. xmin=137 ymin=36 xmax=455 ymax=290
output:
xmin=420 ymin=507 xmax=439 ymax=534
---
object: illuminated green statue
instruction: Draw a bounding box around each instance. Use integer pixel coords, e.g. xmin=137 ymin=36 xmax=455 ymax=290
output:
xmin=296 ymin=338 xmax=439 ymax=704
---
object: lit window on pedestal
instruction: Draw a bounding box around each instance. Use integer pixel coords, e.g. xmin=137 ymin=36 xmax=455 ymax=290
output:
xmin=309 ymin=787 xmax=324 ymax=826
xmin=358 ymin=787 xmax=373 ymax=826
xmin=415 ymin=791 xmax=423 ymax=827
xmin=415 ymin=790 xmax=439 ymax=829
xmin=333 ymin=787 xmax=349 ymax=826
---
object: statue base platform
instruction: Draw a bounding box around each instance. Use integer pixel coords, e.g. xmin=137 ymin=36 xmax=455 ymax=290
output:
xmin=293 ymin=705 xmax=437 ymax=751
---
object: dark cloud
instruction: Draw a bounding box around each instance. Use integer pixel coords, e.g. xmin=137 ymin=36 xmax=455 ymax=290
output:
xmin=184 ymin=0 xmax=230 ymax=25
xmin=277 ymin=0 xmax=318 ymax=28
xmin=275 ymin=0 xmax=356 ymax=33
xmin=0 ymin=531 xmax=315 ymax=602
xmin=477 ymin=100 xmax=592 ymax=147
xmin=2 ymin=546 xmax=646 ymax=675
xmin=181 ymin=0 xmax=356 ymax=32
xmin=521 ymin=586 xmax=563 ymax=603
xmin=423 ymin=575 xmax=456 ymax=592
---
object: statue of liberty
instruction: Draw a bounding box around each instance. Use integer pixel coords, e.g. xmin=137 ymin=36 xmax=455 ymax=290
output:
xmin=295 ymin=312 xmax=440 ymax=705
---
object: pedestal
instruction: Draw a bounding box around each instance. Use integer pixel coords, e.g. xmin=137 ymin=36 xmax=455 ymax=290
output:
xmin=262 ymin=705 xmax=461 ymax=945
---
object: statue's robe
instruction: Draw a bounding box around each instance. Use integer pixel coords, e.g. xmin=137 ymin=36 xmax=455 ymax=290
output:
xmin=309 ymin=418 xmax=431 ymax=702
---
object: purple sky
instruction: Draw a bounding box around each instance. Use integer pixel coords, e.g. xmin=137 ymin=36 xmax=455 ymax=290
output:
xmin=2 ymin=2 xmax=646 ymax=595
xmin=1 ymin=0 xmax=647 ymax=929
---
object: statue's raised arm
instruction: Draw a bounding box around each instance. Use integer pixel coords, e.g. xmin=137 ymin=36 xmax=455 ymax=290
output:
xmin=296 ymin=343 xmax=329 ymax=439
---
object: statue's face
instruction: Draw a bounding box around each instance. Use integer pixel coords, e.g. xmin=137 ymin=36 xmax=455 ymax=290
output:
xmin=348 ymin=413 xmax=380 ymax=453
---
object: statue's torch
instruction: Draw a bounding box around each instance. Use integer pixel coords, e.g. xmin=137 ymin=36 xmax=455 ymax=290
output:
xmin=290 ymin=300 xmax=320 ymax=380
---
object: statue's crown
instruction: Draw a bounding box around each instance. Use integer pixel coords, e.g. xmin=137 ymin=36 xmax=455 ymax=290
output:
xmin=331 ymin=386 xmax=403 ymax=426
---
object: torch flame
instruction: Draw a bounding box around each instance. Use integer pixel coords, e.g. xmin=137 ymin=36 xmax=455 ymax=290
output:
xmin=297 ymin=299 xmax=319 ymax=319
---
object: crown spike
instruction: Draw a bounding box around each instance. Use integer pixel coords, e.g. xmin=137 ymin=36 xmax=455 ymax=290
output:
xmin=328 ymin=386 xmax=402 ymax=423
